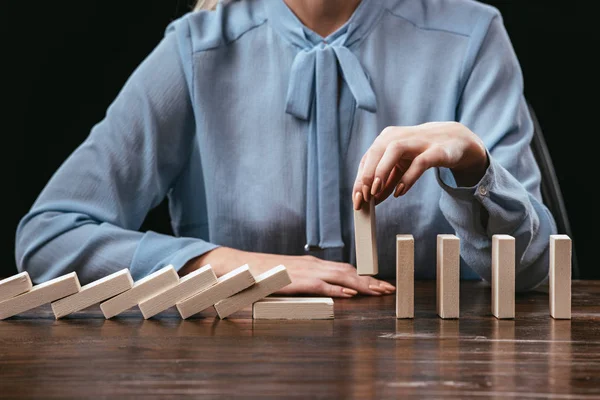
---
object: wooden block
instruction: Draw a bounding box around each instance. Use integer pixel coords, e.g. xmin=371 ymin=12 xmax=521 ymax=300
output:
xmin=176 ymin=264 xmax=255 ymax=319
xmin=214 ymin=265 xmax=291 ymax=319
xmin=436 ymin=234 xmax=460 ymax=319
xmin=0 ymin=272 xmax=33 ymax=302
xmin=138 ymin=265 xmax=217 ymax=319
xmin=51 ymin=269 xmax=134 ymax=319
xmin=100 ymin=265 xmax=179 ymax=319
xmin=550 ymin=234 xmax=572 ymax=319
xmin=0 ymin=272 xmax=80 ymax=320
xmin=354 ymin=198 xmax=378 ymax=276
xmin=252 ymin=297 xmax=334 ymax=320
xmin=492 ymin=234 xmax=515 ymax=319
xmin=396 ymin=234 xmax=414 ymax=319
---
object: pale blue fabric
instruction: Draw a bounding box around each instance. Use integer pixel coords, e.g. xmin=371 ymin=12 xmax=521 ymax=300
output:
xmin=15 ymin=0 xmax=556 ymax=291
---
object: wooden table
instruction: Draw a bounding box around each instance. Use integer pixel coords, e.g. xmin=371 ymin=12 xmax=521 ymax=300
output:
xmin=1 ymin=280 xmax=599 ymax=398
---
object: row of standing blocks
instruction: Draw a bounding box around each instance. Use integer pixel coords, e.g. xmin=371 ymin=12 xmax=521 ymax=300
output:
xmin=0 ymin=264 xmax=337 ymax=321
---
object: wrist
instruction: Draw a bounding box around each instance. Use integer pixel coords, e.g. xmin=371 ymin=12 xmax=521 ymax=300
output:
xmin=179 ymin=246 xmax=243 ymax=277
xmin=451 ymin=140 xmax=489 ymax=187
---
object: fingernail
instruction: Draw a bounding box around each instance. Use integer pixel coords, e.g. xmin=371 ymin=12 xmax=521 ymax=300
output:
xmin=394 ymin=182 xmax=405 ymax=197
xmin=371 ymin=177 xmax=381 ymax=195
xmin=382 ymin=282 xmax=396 ymax=291
xmin=353 ymin=191 xmax=362 ymax=210
xmin=369 ymin=284 xmax=385 ymax=292
xmin=362 ymin=185 xmax=371 ymax=202
xmin=342 ymin=288 xmax=358 ymax=296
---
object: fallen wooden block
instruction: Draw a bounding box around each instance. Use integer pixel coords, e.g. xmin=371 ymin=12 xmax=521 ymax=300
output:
xmin=550 ymin=234 xmax=572 ymax=319
xmin=396 ymin=234 xmax=414 ymax=319
xmin=0 ymin=272 xmax=33 ymax=303
xmin=252 ymin=297 xmax=334 ymax=320
xmin=492 ymin=234 xmax=515 ymax=319
xmin=100 ymin=265 xmax=179 ymax=319
xmin=354 ymin=198 xmax=378 ymax=276
xmin=176 ymin=264 xmax=255 ymax=319
xmin=214 ymin=265 xmax=291 ymax=319
xmin=0 ymin=272 xmax=80 ymax=320
xmin=138 ymin=265 xmax=217 ymax=319
xmin=51 ymin=269 xmax=134 ymax=319
xmin=437 ymin=234 xmax=460 ymax=319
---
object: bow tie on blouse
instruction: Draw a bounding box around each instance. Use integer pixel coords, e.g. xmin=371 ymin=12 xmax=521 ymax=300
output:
xmin=267 ymin=0 xmax=381 ymax=254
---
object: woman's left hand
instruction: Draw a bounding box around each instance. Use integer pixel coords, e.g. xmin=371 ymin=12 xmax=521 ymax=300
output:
xmin=353 ymin=121 xmax=489 ymax=210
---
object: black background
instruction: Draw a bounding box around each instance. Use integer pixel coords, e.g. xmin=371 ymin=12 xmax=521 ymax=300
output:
xmin=2 ymin=2 xmax=598 ymax=279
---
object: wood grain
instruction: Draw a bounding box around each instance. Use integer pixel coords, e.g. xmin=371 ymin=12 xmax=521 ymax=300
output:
xmin=354 ymin=198 xmax=378 ymax=276
xmin=550 ymin=235 xmax=572 ymax=319
xmin=436 ymin=234 xmax=460 ymax=319
xmin=492 ymin=234 xmax=515 ymax=319
xmin=252 ymin=297 xmax=334 ymax=320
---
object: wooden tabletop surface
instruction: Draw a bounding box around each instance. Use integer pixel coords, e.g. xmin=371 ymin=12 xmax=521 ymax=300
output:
xmin=1 ymin=280 xmax=599 ymax=399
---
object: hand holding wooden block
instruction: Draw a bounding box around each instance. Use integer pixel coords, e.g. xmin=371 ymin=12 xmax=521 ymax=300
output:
xmin=0 ymin=272 xmax=33 ymax=302
xmin=437 ymin=234 xmax=460 ymax=319
xmin=550 ymin=235 xmax=571 ymax=319
xmin=354 ymin=198 xmax=378 ymax=276
xmin=100 ymin=265 xmax=179 ymax=319
xmin=0 ymin=272 xmax=80 ymax=320
xmin=252 ymin=297 xmax=334 ymax=320
xmin=492 ymin=234 xmax=515 ymax=319
xmin=51 ymin=269 xmax=134 ymax=319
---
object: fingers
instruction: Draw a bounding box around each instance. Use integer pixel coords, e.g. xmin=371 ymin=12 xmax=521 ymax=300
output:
xmin=374 ymin=166 xmax=401 ymax=205
xmin=353 ymin=156 xmax=367 ymax=210
xmin=320 ymin=262 xmax=395 ymax=296
xmin=371 ymin=140 xmax=428 ymax=195
xmin=397 ymin=146 xmax=446 ymax=195
xmin=277 ymin=278 xmax=357 ymax=298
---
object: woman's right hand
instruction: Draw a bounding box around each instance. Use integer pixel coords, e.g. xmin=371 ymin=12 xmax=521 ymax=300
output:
xmin=180 ymin=247 xmax=395 ymax=298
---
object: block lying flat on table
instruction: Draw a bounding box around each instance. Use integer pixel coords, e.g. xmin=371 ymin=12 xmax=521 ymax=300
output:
xmin=138 ymin=265 xmax=217 ymax=319
xmin=252 ymin=297 xmax=334 ymax=320
xmin=214 ymin=265 xmax=291 ymax=319
xmin=550 ymin=234 xmax=572 ymax=319
xmin=396 ymin=235 xmax=414 ymax=319
xmin=0 ymin=272 xmax=33 ymax=302
xmin=0 ymin=272 xmax=80 ymax=320
xmin=51 ymin=269 xmax=134 ymax=319
xmin=492 ymin=234 xmax=515 ymax=319
xmin=100 ymin=265 xmax=179 ymax=319
xmin=354 ymin=198 xmax=378 ymax=276
xmin=437 ymin=234 xmax=460 ymax=319
xmin=177 ymin=264 xmax=255 ymax=319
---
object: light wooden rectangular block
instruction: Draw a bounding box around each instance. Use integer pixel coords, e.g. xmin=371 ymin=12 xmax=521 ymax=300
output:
xmin=0 ymin=272 xmax=80 ymax=320
xmin=252 ymin=297 xmax=334 ymax=320
xmin=354 ymin=198 xmax=378 ymax=276
xmin=0 ymin=272 xmax=33 ymax=302
xmin=177 ymin=265 xmax=255 ymax=319
xmin=550 ymin=234 xmax=572 ymax=319
xmin=214 ymin=265 xmax=291 ymax=319
xmin=437 ymin=234 xmax=460 ymax=319
xmin=492 ymin=234 xmax=515 ymax=319
xmin=100 ymin=265 xmax=179 ymax=319
xmin=396 ymin=234 xmax=414 ymax=319
xmin=138 ymin=264 xmax=217 ymax=319
xmin=51 ymin=269 xmax=134 ymax=319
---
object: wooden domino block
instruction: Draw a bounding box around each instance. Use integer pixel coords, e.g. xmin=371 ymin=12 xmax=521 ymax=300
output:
xmin=252 ymin=297 xmax=334 ymax=320
xmin=396 ymin=234 xmax=414 ymax=319
xmin=51 ymin=269 xmax=134 ymax=319
xmin=0 ymin=272 xmax=80 ymax=320
xmin=354 ymin=198 xmax=378 ymax=276
xmin=492 ymin=234 xmax=515 ymax=319
xmin=138 ymin=265 xmax=217 ymax=319
xmin=437 ymin=234 xmax=460 ymax=319
xmin=550 ymin=235 xmax=572 ymax=319
xmin=0 ymin=272 xmax=33 ymax=302
xmin=213 ymin=265 xmax=291 ymax=319
xmin=100 ymin=265 xmax=179 ymax=319
xmin=176 ymin=264 xmax=255 ymax=319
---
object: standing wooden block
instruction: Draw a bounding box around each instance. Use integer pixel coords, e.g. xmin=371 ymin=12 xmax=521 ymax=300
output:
xmin=100 ymin=265 xmax=179 ymax=319
xmin=0 ymin=272 xmax=80 ymax=320
xmin=437 ymin=234 xmax=460 ymax=319
xmin=176 ymin=265 xmax=255 ymax=319
xmin=396 ymin=234 xmax=414 ymax=319
xmin=492 ymin=234 xmax=515 ymax=319
xmin=138 ymin=265 xmax=217 ymax=319
xmin=214 ymin=265 xmax=291 ymax=319
xmin=51 ymin=269 xmax=134 ymax=319
xmin=550 ymin=234 xmax=572 ymax=319
xmin=354 ymin=198 xmax=378 ymax=276
xmin=0 ymin=272 xmax=33 ymax=302
xmin=252 ymin=297 xmax=334 ymax=320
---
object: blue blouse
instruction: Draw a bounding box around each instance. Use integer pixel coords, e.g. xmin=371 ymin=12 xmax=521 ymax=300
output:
xmin=15 ymin=0 xmax=556 ymax=291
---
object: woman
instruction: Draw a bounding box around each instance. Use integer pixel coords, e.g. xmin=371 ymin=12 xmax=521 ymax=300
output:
xmin=15 ymin=0 xmax=555 ymax=297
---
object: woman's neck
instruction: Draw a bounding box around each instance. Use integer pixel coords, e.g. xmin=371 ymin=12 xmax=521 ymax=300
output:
xmin=283 ymin=0 xmax=362 ymax=38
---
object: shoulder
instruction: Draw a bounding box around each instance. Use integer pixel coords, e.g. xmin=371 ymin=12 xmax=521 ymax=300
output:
xmin=382 ymin=0 xmax=501 ymax=38
xmin=165 ymin=0 xmax=267 ymax=54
